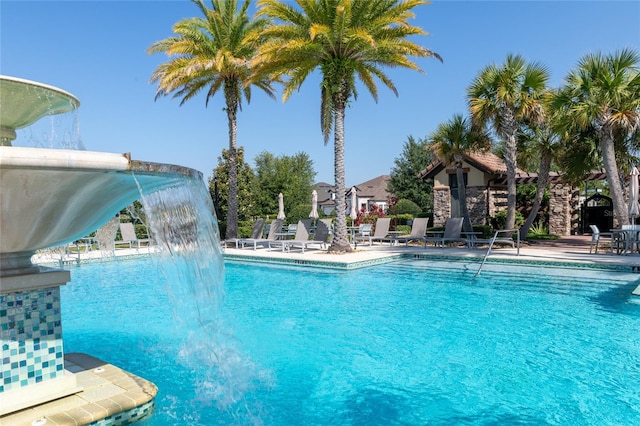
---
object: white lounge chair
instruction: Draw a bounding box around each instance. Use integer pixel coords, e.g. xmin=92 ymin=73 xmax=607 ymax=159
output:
xmin=116 ymin=222 xmax=150 ymax=250
xmin=269 ymin=219 xmax=329 ymax=253
xmin=237 ymin=218 xmax=282 ymax=250
xmin=353 ymin=223 xmax=373 ymax=246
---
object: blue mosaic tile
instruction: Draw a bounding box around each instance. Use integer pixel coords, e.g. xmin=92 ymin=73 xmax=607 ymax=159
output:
xmin=1 ymin=287 xmax=64 ymax=392
xmin=88 ymin=400 xmax=155 ymax=426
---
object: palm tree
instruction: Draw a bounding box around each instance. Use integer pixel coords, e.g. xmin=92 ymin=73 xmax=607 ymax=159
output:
xmin=147 ymin=0 xmax=277 ymax=240
xmin=516 ymin=121 xmax=560 ymax=240
xmin=467 ymin=54 xmax=549 ymax=230
xmin=252 ymin=0 xmax=441 ymax=252
xmin=427 ymin=114 xmax=492 ymax=233
xmin=552 ymin=49 xmax=640 ymax=227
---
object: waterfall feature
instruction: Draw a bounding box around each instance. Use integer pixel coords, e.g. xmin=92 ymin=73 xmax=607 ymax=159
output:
xmin=136 ymin=175 xmax=265 ymax=418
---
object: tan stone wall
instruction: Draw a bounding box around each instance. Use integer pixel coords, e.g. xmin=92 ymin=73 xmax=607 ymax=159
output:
xmin=432 ymin=187 xmax=450 ymax=227
xmin=548 ymin=183 xmax=581 ymax=236
xmin=467 ymin=187 xmax=488 ymax=225
xmin=432 ymin=181 xmax=577 ymax=236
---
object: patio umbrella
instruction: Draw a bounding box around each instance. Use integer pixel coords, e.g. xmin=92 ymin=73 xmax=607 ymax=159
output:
xmin=309 ymin=190 xmax=319 ymax=220
xmin=629 ymin=167 xmax=640 ymax=225
xmin=277 ymin=192 xmax=286 ymax=220
xmin=350 ymin=187 xmax=358 ymax=222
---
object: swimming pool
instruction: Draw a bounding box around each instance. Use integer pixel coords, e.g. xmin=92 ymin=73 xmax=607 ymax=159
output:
xmin=60 ymin=257 xmax=640 ymax=425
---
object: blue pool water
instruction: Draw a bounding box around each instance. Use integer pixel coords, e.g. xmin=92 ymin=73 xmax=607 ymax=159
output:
xmin=60 ymin=257 xmax=640 ymax=425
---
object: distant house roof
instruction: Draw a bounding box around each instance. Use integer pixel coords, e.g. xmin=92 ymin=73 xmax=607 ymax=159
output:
xmin=353 ymin=175 xmax=391 ymax=202
xmin=313 ymin=175 xmax=393 ymax=207
xmin=418 ymin=151 xmax=605 ymax=185
xmin=313 ymin=181 xmax=333 ymax=201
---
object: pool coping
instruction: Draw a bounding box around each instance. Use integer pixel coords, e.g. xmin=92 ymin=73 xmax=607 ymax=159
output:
xmin=222 ymin=245 xmax=640 ymax=273
xmin=1 ymin=353 xmax=157 ymax=426
xmin=34 ymin=243 xmax=640 ymax=272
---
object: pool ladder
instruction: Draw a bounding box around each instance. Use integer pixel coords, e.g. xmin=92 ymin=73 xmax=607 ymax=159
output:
xmin=475 ymin=229 xmax=520 ymax=276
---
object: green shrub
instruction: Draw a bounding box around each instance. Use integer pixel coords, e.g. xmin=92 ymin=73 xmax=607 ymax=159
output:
xmin=388 ymin=199 xmax=422 ymax=216
xmin=394 ymin=225 xmax=411 ymax=234
xmin=237 ymin=220 xmax=256 ymax=238
xmin=490 ymin=210 xmax=524 ymax=230
xmin=286 ymin=203 xmax=316 ymax=224
xmin=388 ymin=214 xmax=414 ymax=226
xmin=527 ymin=221 xmax=548 ymax=237
xmin=473 ymin=225 xmax=493 ymax=238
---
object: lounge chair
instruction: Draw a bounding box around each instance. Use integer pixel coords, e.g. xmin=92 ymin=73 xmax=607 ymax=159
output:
xmin=369 ymin=218 xmax=393 ymax=245
xmin=467 ymin=227 xmax=517 ymax=249
xmin=269 ymin=219 xmax=329 ymax=253
xmin=237 ymin=218 xmax=283 ymax=250
xmin=115 ymin=222 xmax=150 ymax=250
xmin=393 ymin=217 xmax=429 ymax=246
xmin=353 ymin=223 xmax=373 ymax=246
xmin=423 ymin=217 xmax=465 ymax=247
xmin=225 ymin=218 xmax=265 ymax=248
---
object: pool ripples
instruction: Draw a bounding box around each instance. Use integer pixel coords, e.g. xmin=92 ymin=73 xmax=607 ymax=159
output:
xmin=59 ymin=258 xmax=640 ymax=425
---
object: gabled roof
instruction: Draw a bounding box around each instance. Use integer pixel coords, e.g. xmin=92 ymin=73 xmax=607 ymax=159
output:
xmin=354 ymin=175 xmax=391 ymax=201
xmin=418 ymin=151 xmax=526 ymax=180
xmin=418 ymin=151 xmax=606 ymax=184
xmin=313 ymin=175 xmax=393 ymax=206
xmin=313 ymin=181 xmax=333 ymax=202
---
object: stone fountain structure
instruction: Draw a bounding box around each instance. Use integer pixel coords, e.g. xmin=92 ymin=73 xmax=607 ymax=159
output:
xmin=0 ymin=76 xmax=203 ymax=421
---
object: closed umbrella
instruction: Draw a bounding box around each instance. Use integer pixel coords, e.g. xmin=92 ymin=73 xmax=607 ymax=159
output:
xmin=277 ymin=192 xmax=286 ymax=220
xmin=630 ymin=167 xmax=640 ymax=225
xmin=350 ymin=187 xmax=358 ymax=222
xmin=309 ymin=190 xmax=319 ymax=220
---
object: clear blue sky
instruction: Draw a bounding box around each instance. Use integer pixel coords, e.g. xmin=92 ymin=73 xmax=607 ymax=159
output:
xmin=2 ymin=1 xmax=639 ymax=187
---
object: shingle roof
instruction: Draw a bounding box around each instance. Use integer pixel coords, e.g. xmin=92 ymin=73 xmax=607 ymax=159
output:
xmin=354 ymin=175 xmax=391 ymax=201
xmin=418 ymin=151 xmax=526 ymax=180
xmin=418 ymin=151 xmax=605 ymax=184
xmin=313 ymin=175 xmax=393 ymax=206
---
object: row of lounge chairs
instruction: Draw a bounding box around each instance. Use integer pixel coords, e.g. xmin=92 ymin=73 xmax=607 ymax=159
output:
xmin=226 ymin=218 xmax=332 ymax=252
xmin=225 ymin=216 xmax=516 ymax=253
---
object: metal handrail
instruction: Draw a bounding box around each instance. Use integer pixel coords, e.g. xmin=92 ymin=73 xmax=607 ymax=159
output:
xmin=475 ymin=229 xmax=520 ymax=276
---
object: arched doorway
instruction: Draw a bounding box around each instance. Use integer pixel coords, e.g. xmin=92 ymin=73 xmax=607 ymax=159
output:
xmin=582 ymin=193 xmax=613 ymax=233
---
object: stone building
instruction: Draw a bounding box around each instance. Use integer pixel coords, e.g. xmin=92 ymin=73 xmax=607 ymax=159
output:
xmin=418 ymin=151 xmax=584 ymax=236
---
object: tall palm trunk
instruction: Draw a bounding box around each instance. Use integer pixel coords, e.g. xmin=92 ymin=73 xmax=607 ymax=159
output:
xmin=455 ymin=159 xmax=473 ymax=233
xmin=329 ymin=89 xmax=352 ymax=253
xmin=520 ymin=152 xmax=551 ymax=240
xmin=501 ymin=108 xmax=518 ymax=230
xmin=600 ymin=120 xmax=629 ymax=226
xmin=224 ymin=81 xmax=239 ymax=240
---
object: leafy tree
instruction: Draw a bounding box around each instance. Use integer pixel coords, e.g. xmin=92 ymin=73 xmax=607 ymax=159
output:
xmin=252 ymin=0 xmax=441 ymax=252
xmin=468 ymin=54 xmax=550 ymax=230
xmin=388 ymin=135 xmax=434 ymax=214
xmin=208 ymin=147 xmax=255 ymax=225
xmin=427 ymin=114 xmax=492 ymax=233
xmin=147 ymin=0 xmax=277 ymax=240
xmin=552 ymin=49 xmax=640 ymax=226
xmin=252 ymin=151 xmax=316 ymax=219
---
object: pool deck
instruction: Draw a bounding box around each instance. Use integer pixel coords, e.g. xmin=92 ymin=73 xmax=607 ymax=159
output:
xmin=35 ymin=235 xmax=640 ymax=270
xmin=12 ymin=235 xmax=639 ymax=425
xmin=223 ymin=235 xmax=640 ymax=270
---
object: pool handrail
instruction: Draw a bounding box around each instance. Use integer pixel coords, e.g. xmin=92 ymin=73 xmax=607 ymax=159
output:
xmin=476 ymin=229 xmax=520 ymax=276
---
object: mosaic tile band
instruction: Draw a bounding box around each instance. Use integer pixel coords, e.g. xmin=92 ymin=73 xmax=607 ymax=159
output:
xmin=1 ymin=287 xmax=64 ymax=392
